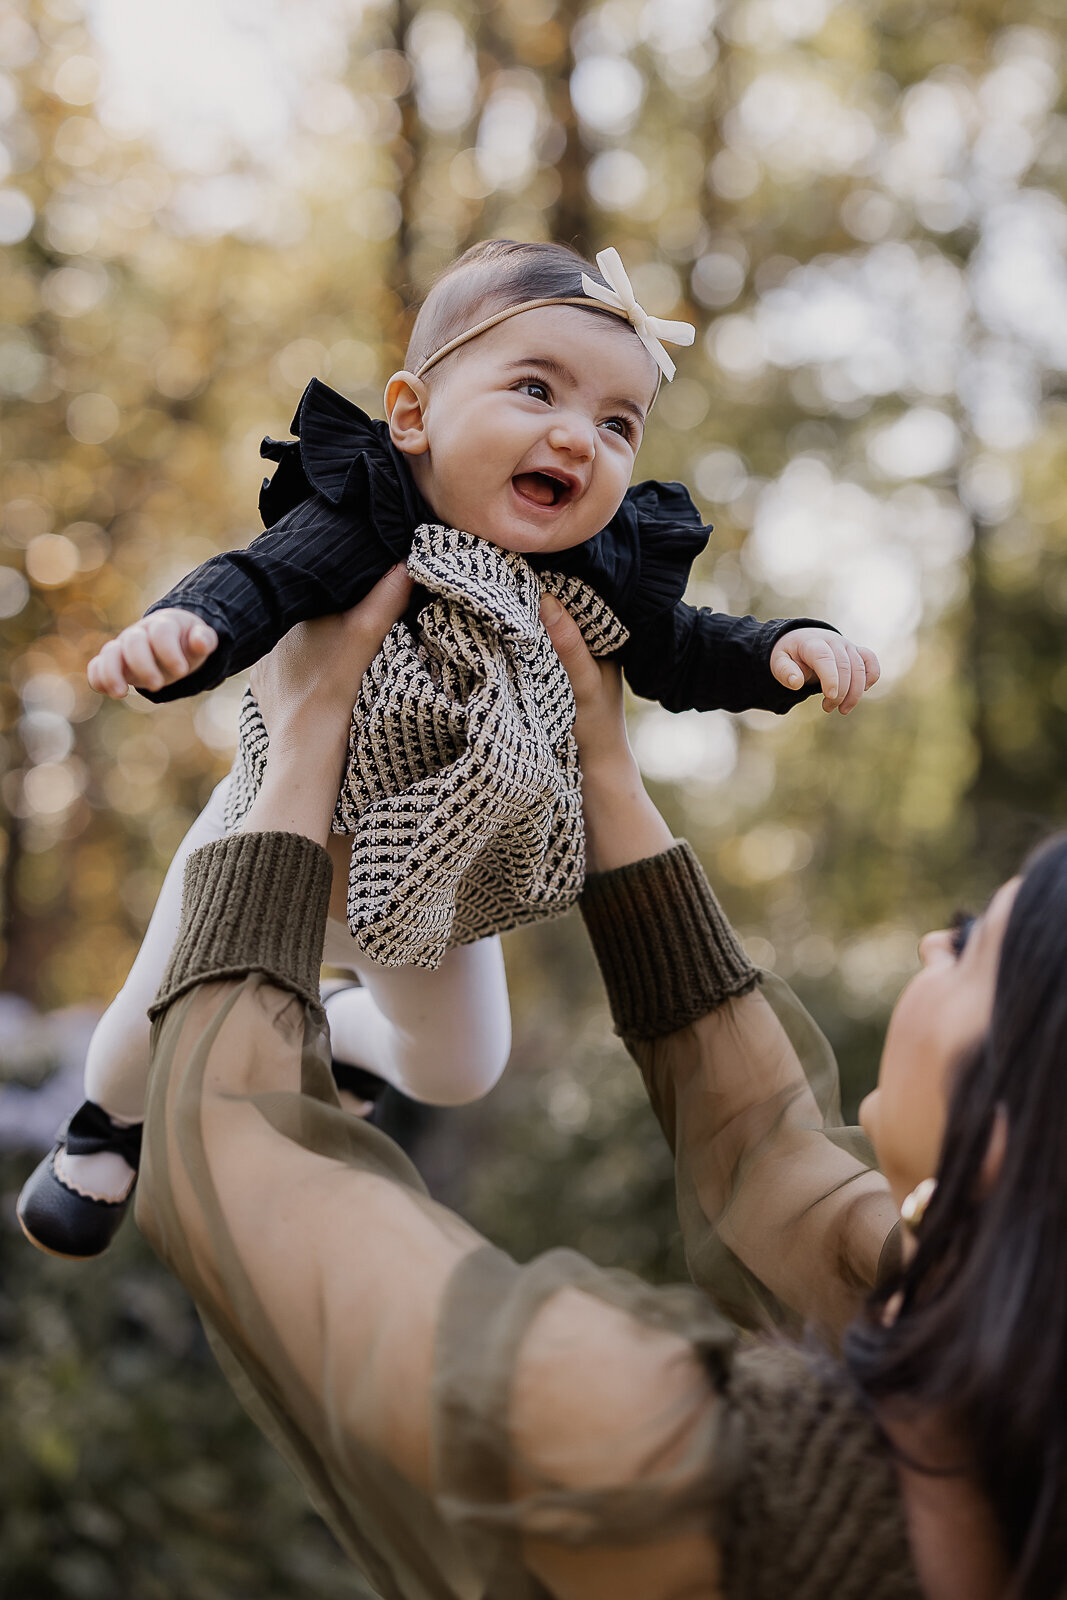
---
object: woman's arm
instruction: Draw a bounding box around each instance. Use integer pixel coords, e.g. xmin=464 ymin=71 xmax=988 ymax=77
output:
xmin=538 ymin=593 xmax=673 ymax=871
xmin=136 ymin=574 xmax=726 ymax=1600
xmin=542 ymin=598 xmax=900 ymax=1344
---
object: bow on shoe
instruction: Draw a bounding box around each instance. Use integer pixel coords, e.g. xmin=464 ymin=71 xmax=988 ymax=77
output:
xmin=581 ymin=247 xmax=696 ymax=381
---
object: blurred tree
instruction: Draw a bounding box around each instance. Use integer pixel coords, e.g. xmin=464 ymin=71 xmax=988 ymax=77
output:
xmin=548 ymin=0 xmax=594 ymax=250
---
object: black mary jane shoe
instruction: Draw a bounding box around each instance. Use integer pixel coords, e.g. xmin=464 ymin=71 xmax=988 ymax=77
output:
xmin=16 ymin=1101 xmax=142 ymax=1261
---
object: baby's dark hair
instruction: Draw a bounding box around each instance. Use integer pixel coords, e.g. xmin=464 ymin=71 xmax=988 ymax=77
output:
xmin=405 ymin=240 xmax=615 ymax=374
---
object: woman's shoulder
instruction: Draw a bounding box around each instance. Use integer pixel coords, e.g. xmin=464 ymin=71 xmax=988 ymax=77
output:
xmin=257 ymin=378 xmax=403 ymax=527
xmin=721 ymin=1340 xmax=921 ymax=1600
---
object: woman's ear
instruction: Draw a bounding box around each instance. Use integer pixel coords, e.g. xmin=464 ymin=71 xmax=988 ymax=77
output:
xmin=979 ymin=1103 xmax=1009 ymax=1196
xmin=384 ymin=371 xmax=430 ymax=456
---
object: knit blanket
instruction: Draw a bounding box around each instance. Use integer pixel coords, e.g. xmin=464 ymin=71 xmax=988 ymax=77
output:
xmin=223 ymin=524 xmax=629 ymax=967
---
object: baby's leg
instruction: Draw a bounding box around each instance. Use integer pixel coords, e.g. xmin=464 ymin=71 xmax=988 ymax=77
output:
xmin=18 ymin=778 xmax=235 ymax=1252
xmin=322 ymin=917 xmax=512 ymax=1106
xmin=82 ymin=777 xmax=232 ymax=1125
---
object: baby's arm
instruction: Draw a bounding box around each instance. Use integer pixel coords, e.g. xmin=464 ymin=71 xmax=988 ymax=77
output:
xmin=88 ymin=496 xmax=401 ymax=702
xmin=621 ymin=602 xmax=879 ymax=716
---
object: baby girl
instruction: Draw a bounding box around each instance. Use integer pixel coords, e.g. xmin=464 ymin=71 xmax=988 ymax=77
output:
xmin=18 ymin=239 xmax=878 ymax=1260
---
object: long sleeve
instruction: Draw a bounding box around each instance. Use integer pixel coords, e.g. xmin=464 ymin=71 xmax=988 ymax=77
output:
xmin=135 ymin=392 xmax=833 ymax=719
xmin=136 ymin=831 xmax=918 ymax=1600
xmin=580 ymin=842 xmax=902 ymax=1344
xmin=136 ymin=831 xmax=735 ymax=1600
xmin=140 ymin=494 xmax=400 ymax=701
xmin=577 ymin=477 xmax=834 ymax=716
xmin=620 ymin=601 xmax=835 ymax=715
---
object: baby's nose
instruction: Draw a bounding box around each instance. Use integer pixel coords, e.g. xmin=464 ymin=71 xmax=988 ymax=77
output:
xmin=548 ymin=414 xmax=596 ymax=460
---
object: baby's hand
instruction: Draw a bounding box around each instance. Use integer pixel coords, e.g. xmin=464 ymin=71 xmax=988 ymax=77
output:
xmin=87 ymin=608 xmax=219 ymax=699
xmin=770 ymin=627 xmax=880 ymax=714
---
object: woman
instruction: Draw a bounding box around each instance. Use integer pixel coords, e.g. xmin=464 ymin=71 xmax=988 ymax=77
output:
xmin=136 ymin=566 xmax=1063 ymax=1599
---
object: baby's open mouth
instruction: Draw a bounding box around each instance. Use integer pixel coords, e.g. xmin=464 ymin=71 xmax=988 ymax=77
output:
xmin=513 ymin=471 xmax=574 ymax=508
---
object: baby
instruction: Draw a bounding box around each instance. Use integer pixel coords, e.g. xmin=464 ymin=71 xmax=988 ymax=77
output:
xmin=18 ymin=239 xmax=878 ymax=1261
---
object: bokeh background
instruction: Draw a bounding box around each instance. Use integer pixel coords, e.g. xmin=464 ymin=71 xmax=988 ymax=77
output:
xmin=1 ymin=0 xmax=1065 ymax=1592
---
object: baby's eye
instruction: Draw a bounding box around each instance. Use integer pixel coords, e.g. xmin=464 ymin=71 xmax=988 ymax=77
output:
xmin=950 ymin=910 xmax=976 ymax=957
xmin=516 ymin=379 xmax=550 ymax=402
xmin=602 ymin=416 xmax=635 ymax=442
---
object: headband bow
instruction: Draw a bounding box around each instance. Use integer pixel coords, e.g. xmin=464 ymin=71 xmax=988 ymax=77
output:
xmin=581 ymin=248 xmax=695 ymax=382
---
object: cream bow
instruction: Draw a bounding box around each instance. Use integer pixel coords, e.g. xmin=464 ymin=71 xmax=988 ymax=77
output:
xmin=580 ymin=247 xmax=695 ymax=381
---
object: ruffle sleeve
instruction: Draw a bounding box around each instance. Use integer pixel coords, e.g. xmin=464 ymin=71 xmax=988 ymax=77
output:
xmin=258 ymin=378 xmax=429 ymax=558
xmin=618 ymin=480 xmax=713 ymax=626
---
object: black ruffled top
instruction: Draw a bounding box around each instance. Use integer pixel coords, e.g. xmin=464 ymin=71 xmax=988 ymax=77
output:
xmin=145 ymin=379 xmax=828 ymax=712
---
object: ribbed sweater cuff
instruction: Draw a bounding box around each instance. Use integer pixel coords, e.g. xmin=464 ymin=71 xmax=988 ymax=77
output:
xmin=149 ymin=832 xmax=333 ymax=1018
xmin=579 ymin=840 xmax=758 ymax=1039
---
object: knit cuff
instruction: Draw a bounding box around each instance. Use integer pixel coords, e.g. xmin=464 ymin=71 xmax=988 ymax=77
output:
xmin=149 ymin=832 xmax=333 ymax=1018
xmin=579 ymin=840 xmax=757 ymax=1039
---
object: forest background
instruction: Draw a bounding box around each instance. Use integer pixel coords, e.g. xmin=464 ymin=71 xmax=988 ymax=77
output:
xmin=0 ymin=0 xmax=1065 ymax=1593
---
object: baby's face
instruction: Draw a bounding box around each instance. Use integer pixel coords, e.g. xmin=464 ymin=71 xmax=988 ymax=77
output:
xmin=394 ymin=305 xmax=658 ymax=554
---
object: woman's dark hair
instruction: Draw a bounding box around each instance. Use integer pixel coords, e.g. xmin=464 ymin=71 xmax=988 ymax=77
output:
xmin=845 ymin=833 xmax=1067 ymax=1598
xmin=405 ymin=240 xmax=614 ymax=372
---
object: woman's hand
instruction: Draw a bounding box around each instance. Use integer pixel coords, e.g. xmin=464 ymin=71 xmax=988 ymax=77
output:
xmin=241 ymin=565 xmax=413 ymax=846
xmin=540 ymin=594 xmax=673 ymax=873
xmin=250 ymin=565 xmax=412 ymax=746
xmin=539 ymin=594 xmax=631 ymax=777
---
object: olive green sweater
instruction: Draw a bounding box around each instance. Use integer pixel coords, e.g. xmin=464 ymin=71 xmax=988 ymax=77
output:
xmin=148 ymin=832 xmax=919 ymax=1600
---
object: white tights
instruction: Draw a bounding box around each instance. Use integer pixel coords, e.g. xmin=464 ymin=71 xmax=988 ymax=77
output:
xmin=83 ymin=779 xmax=512 ymax=1125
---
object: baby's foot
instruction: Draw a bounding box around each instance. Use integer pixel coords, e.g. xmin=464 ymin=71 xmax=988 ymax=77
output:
xmin=17 ymin=1102 xmax=141 ymax=1260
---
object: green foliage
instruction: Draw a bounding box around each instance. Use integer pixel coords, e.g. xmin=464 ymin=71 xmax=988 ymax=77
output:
xmin=0 ymin=1154 xmax=373 ymax=1598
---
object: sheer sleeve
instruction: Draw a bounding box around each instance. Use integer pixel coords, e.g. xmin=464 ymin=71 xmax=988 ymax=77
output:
xmin=135 ymin=832 xmax=736 ymax=1600
xmin=135 ymin=832 xmax=921 ymax=1599
xmin=580 ymin=843 xmax=902 ymax=1346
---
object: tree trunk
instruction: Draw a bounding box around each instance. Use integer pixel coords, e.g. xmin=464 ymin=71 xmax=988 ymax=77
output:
xmin=548 ymin=0 xmax=590 ymax=253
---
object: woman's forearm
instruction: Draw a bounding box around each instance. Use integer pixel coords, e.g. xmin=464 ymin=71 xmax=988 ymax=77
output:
xmin=580 ymin=844 xmax=897 ymax=1340
xmin=567 ymin=621 xmax=884 ymax=1326
xmin=236 ymin=564 xmax=414 ymax=846
xmin=580 ymin=750 xmax=674 ymax=873
xmin=239 ymin=724 xmax=348 ymax=847
xmin=140 ymin=828 xmax=473 ymax=1495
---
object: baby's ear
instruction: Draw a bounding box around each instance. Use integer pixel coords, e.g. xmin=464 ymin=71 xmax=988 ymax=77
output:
xmin=384 ymin=371 xmax=430 ymax=455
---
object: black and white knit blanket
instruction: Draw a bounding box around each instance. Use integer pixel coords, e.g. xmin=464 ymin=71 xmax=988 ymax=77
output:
xmin=223 ymin=524 xmax=629 ymax=968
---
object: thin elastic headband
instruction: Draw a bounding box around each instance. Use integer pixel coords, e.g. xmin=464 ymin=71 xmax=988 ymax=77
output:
xmin=414 ymin=297 xmax=610 ymax=380
xmin=413 ymin=248 xmax=696 ymax=383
